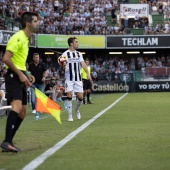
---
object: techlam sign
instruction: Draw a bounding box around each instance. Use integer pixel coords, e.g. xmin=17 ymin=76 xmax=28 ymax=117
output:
xmin=106 ymin=35 xmax=170 ymax=49
xmin=122 ymin=37 xmax=158 ymax=46
xmin=120 ymin=4 xmax=149 ymax=17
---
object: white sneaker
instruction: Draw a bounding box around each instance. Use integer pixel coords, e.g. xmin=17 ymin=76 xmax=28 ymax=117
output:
xmin=68 ymin=115 xmax=73 ymax=122
xmin=76 ymin=111 xmax=81 ymax=120
xmin=32 ymin=109 xmax=36 ymax=114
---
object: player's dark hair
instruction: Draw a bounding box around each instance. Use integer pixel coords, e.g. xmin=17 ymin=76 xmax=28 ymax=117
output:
xmin=67 ymin=37 xmax=77 ymax=46
xmin=21 ymin=12 xmax=38 ymax=29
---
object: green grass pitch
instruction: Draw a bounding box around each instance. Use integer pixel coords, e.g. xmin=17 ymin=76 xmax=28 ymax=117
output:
xmin=0 ymin=92 xmax=170 ymax=170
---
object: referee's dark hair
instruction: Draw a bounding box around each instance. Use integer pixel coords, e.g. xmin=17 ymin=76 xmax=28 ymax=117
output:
xmin=21 ymin=12 xmax=38 ymax=29
xmin=67 ymin=37 xmax=77 ymax=46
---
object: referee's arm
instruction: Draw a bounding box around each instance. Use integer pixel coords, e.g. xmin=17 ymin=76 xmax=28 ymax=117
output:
xmin=81 ymin=61 xmax=91 ymax=81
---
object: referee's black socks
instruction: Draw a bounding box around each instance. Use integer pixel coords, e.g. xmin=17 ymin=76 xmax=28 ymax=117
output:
xmin=4 ymin=110 xmax=18 ymax=143
xmin=87 ymin=92 xmax=90 ymax=102
xmin=11 ymin=116 xmax=23 ymax=142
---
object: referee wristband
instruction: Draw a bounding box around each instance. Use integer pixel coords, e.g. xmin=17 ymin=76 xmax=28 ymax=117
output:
xmin=25 ymin=71 xmax=31 ymax=75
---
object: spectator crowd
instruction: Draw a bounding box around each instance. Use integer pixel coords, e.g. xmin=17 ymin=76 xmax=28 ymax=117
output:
xmin=0 ymin=0 xmax=170 ymax=83
xmin=0 ymin=0 xmax=118 ymax=35
xmin=0 ymin=0 xmax=170 ymax=80
xmin=0 ymin=0 xmax=170 ymax=35
xmin=1 ymin=49 xmax=170 ymax=83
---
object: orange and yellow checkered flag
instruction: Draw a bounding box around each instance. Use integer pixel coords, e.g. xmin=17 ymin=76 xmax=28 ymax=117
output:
xmin=34 ymin=88 xmax=62 ymax=124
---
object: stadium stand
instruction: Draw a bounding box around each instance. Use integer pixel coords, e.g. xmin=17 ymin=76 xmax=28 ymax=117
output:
xmin=129 ymin=0 xmax=138 ymax=4
xmin=131 ymin=28 xmax=144 ymax=35
xmin=0 ymin=0 xmax=169 ymax=35
xmin=0 ymin=0 xmax=170 ymax=82
xmin=152 ymin=14 xmax=163 ymax=27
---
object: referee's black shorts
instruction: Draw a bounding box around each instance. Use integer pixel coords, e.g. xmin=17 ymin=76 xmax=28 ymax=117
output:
xmin=82 ymin=79 xmax=91 ymax=90
xmin=5 ymin=69 xmax=27 ymax=105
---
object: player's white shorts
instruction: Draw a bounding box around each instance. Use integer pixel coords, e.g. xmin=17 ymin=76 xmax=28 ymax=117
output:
xmin=65 ymin=80 xmax=83 ymax=93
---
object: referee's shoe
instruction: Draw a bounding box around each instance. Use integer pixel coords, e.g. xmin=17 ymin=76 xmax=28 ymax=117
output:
xmin=1 ymin=141 xmax=21 ymax=152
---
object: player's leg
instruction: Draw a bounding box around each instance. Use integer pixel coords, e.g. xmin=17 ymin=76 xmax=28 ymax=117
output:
xmin=74 ymin=81 xmax=84 ymax=119
xmin=66 ymin=91 xmax=73 ymax=121
xmin=65 ymin=81 xmax=73 ymax=121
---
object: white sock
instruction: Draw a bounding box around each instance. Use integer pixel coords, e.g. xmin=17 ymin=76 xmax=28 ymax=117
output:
xmin=66 ymin=100 xmax=72 ymax=116
xmin=75 ymin=100 xmax=83 ymax=112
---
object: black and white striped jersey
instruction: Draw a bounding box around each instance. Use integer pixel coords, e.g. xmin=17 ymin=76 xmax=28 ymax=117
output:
xmin=62 ymin=49 xmax=84 ymax=81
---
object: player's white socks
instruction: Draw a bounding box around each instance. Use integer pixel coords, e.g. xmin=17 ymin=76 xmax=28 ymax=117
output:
xmin=66 ymin=100 xmax=72 ymax=116
xmin=75 ymin=99 xmax=83 ymax=113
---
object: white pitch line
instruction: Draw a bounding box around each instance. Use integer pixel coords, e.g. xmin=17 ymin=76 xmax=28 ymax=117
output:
xmin=22 ymin=93 xmax=128 ymax=170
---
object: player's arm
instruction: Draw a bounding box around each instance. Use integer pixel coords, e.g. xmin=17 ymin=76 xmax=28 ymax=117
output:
xmin=81 ymin=61 xmax=92 ymax=81
xmin=2 ymin=51 xmax=28 ymax=84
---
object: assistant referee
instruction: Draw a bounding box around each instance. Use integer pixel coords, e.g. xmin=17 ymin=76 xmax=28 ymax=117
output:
xmin=81 ymin=59 xmax=93 ymax=104
xmin=1 ymin=12 xmax=39 ymax=152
